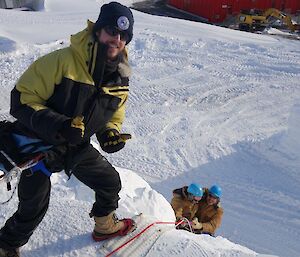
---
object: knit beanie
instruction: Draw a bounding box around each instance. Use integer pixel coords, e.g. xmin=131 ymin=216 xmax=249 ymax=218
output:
xmin=93 ymin=2 xmax=134 ymax=44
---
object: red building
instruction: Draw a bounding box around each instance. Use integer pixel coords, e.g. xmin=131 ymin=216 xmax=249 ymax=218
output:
xmin=167 ymin=0 xmax=300 ymax=23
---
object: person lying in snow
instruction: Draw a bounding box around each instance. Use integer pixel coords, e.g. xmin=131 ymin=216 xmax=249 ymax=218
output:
xmin=0 ymin=2 xmax=135 ymax=257
xmin=171 ymin=183 xmax=223 ymax=236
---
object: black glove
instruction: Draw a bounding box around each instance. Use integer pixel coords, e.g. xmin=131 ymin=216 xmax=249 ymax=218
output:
xmin=98 ymin=129 xmax=131 ymax=153
xmin=59 ymin=116 xmax=85 ymax=145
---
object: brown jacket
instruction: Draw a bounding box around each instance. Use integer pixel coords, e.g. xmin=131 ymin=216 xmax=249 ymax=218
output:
xmin=171 ymin=186 xmax=198 ymax=221
xmin=195 ymin=188 xmax=223 ymax=235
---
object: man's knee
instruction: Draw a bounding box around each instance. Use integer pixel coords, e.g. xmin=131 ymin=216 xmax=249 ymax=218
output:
xmin=109 ymin=168 xmax=122 ymax=192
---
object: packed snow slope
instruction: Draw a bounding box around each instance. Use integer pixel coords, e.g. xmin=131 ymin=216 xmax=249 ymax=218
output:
xmin=0 ymin=0 xmax=300 ymax=256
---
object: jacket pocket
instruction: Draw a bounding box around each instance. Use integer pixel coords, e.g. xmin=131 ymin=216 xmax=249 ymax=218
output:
xmin=83 ymin=93 xmax=121 ymax=137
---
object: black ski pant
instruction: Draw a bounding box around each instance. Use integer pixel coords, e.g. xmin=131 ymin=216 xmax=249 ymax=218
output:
xmin=0 ymin=144 xmax=121 ymax=250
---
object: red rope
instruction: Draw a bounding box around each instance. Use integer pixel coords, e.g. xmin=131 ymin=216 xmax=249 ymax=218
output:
xmin=105 ymin=221 xmax=178 ymax=257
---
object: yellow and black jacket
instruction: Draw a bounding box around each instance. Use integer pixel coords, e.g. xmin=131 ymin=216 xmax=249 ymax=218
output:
xmin=10 ymin=21 xmax=131 ymax=145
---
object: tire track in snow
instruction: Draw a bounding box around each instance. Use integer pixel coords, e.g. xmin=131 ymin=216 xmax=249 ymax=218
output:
xmin=118 ymin=33 xmax=300 ymax=180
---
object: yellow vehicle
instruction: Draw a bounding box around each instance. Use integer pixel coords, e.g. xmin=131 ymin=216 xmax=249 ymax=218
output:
xmin=237 ymin=8 xmax=298 ymax=32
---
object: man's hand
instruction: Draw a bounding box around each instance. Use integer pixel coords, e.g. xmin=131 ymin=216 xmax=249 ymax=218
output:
xmin=98 ymin=129 xmax=131 ymax=153
xmin=60 ymin=116 xmax=85 ymax=145
xmin=191 ymin=217 xmax=203 ymax=230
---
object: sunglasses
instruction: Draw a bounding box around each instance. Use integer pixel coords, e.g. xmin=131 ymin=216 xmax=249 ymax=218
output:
xmin=103 ymin=26 xmax=129 ymax=42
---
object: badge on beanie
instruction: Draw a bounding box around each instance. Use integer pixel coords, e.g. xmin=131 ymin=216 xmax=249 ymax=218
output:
xmin=117 ymin=16 xmax=130 ymax=31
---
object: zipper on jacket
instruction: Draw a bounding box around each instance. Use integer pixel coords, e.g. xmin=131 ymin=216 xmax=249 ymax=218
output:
xmin=88 ymin=41 xmax=96 ymax=75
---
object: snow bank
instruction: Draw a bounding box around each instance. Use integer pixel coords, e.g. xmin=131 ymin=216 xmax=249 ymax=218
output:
xmin=44 ymin=0 xmax=100 ymax=12
xmin=0 ymin=36 xmax=16 ymax=53
xmin=45 ymin=166 xmax=274 ymax=257
xmin=251 ymin=102 xmax=300 ymax=183
xmin=1 ymin=159 xmax=273 ymax=257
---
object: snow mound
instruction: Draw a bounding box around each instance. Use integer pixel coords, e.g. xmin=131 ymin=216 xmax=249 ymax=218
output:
xmin=1 ymin=164 xmax=274 ymax=256
xmin=47 ymin=167 xmax=276 ymax=257
xmin=118 ymin=167 xmax=176 ymax=221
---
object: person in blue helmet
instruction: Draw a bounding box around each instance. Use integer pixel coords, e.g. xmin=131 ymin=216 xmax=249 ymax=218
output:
xmin=191 ymin=185 xmax=223 ymax=235
xmin=171 ymin=183 xmax=204 ymax=229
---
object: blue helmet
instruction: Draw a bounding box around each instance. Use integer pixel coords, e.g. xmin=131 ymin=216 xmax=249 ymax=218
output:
xmin=209 ymin=185 xmax=222 ymax=198
xmin=187 ymin=183 xmax=203 ymax=197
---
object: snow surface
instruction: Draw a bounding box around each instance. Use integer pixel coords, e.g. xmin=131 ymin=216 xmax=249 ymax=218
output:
xmin=0 ymin=0 xmax=300 ymax=256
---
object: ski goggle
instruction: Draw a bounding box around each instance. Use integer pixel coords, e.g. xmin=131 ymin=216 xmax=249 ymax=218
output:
xmin=103 ymin=26 xmax=129 ymax=42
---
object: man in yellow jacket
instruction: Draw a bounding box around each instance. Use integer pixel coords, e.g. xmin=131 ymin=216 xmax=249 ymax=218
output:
xmin=171 ymin=184 xmax=223 ymax=236
xmin=0 ymin=2 xmax=135 ymax=256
